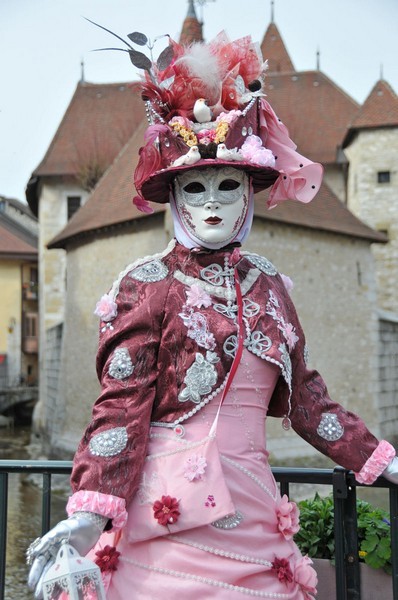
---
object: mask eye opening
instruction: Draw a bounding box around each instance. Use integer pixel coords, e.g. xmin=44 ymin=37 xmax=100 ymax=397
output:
xmin=183 ymin=182 xmax=206 ymax=194
xmin=218 ymin=179 xmax=240 ymax=191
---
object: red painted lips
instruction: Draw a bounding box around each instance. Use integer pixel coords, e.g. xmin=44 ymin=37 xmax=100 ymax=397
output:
xmin=205 ymin=217 xmax=222 ymax=224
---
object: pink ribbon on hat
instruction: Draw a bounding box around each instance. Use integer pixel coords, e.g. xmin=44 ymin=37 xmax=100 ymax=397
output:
xmin=267 ymin=163 xmax=323 ymax=208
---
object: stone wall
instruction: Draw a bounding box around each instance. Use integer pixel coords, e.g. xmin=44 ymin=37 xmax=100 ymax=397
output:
xmin=345 ymin=128 xmax=398 ymax=313
xmin=35 ymin=179 xmax=88 ymax=436
xmin=377 ymin=310 xmax=398 ymax=445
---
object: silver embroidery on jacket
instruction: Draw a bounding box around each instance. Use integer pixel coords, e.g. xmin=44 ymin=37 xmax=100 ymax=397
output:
xmin=211 ymin=510 xmax=244 ymax=530
xmin=200 ymin=263 xmax=233 ymax=286
xmin=246 ymin=254 xmax=278 ymax=276
xmin=224 ymin=335 xmax=238 ymax=358
xmin=179 ymin=308 xmax=216 ymax=350
xmin=129 ymin=259 xmax=168 ymax=282
xmin=179 ymin=352 xmax=219 ymax=403
xmin=245 ymin=331 xmax=272 ymax=357
xmin=109 ymin=348 xmax=134 ymax=380
xmin=304 ymin=344 xmax=310 ymax=365
xmin=279 ymin=343 xmax=292 ymax=387
xmin=89 ymin=427 xmax=128 ymax=457
xmin=317 ymin=413 xmax=344 ymax=442
xmin=213 ymin=303 xmax=238 ymax=320
xmin=243 ymin=298 xmax=260 ymax=318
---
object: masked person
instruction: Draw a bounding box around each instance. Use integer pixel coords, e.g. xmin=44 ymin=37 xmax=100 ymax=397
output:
xmin=27 ymin=33 xmax=398 ymax=600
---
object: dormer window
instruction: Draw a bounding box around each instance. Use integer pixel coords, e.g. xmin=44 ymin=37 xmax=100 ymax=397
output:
xmin=377 ymin=171 xmax=390 ymax=184
xmin=67 ymin=196 xmax=81 ymax=220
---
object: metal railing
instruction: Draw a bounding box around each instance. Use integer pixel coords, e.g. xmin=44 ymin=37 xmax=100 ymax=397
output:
xmin=0 ymin=460 xmax=397 ymax=600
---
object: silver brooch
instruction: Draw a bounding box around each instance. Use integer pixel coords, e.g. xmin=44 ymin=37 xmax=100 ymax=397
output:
xmin=246 ymin=254 xmax=278 ymax=276
xmin=211 ymin=510 xmax=243 ymax=530
xmin=317 ymin=413 xmax=344 ymax=442
xmin=109 ymin=348 xmax=134 ymax=380
xmin=89 ymin=427 xmax=128 ymax=457
xmin=129 ymin=259 xmax=168 ymax=282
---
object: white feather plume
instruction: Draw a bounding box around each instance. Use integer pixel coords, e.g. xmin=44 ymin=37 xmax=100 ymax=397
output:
xmin=176 ymin=43 xmax=221 ymax=95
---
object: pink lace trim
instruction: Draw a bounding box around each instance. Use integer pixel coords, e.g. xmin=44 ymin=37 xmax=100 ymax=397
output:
xmin=355 ymin=440 xmax=396 ymax=484
xmin=66 ymin=490 xmax=127 ymax=531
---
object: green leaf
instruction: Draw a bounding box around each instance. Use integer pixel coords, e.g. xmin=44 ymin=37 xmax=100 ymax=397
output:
xmin=361 ymin=535 xmax=380 ymax=553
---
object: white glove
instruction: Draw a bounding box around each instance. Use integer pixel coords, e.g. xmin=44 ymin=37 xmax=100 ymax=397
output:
xmin=27 ymin=511 xmax=107 ymax=599
xmin=382 ymin=456 xmax=398 ymax=484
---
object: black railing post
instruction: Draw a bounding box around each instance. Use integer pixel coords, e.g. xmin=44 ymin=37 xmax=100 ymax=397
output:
xmin=333 ymin=467 xmax=348 ymax=600
xmin=0 ymin=472 xmax=8 ymax=600
xmin=344 ymin=475 xmax=360 ymax=599
xmin=42 ymin=472 xmax=52 ymax=534
xmin=390 ymin=485 xmax=398 ymax=599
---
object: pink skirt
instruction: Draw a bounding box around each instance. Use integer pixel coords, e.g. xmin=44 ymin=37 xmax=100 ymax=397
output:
xmin=93 ymin=352 xmax=318 ymax=599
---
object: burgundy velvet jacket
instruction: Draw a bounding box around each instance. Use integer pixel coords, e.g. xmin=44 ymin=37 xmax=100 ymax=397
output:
xmin=67 ymin=240 xmax=394 ymax=527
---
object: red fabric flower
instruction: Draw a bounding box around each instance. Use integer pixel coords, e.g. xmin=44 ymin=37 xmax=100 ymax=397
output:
xmin=153 ymin=495 xmax=180 ymax=526
xmin=94 ymin=545 xmax=120 ymax=572
xmin=271 ymin=557 xmax=294 ymax=584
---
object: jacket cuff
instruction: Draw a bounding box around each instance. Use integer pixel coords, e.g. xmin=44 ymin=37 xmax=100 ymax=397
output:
xmin=355 ymin=440 xmax=396 ymax=484
xmin=66 ymin=490 xmax=127 ymax=531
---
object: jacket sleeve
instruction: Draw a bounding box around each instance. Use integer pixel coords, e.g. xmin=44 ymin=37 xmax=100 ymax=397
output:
xmin=268 ymin=281 xmax=395 ymax=485
xmin=66 ymin=270 xmax=168 ymax=529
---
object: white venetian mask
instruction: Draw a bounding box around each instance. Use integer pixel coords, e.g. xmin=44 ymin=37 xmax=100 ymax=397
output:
xmin=173 ymin=167 xmax=250 ymax=249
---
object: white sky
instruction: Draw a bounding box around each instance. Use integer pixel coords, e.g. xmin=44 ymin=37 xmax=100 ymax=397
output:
xmin=1 ymin=0 xmax=397 ymax=204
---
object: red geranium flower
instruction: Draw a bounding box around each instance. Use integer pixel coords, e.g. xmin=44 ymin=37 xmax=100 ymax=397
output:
xmin=271 ymin=557 xmax=294 ymax=584
xmin=153 ymin=495 xmax=180 ymax=526
xmin=94 ymin=545 xmax=120 ymax=572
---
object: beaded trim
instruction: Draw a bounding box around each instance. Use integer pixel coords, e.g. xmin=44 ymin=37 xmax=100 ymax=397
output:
xmin=173 ymin=268 xmax=260 ymax=300
xmin=211 ymin=510 xmax=244 ymax=530
xmin=304 ymin=344 xmax=310 ymax=366
xmin=121 ymin=556 xmax=294 ymax=598
xmin=129 ymin=258 xmax=169 ymax=283
xmin=108 ymin=348 xmax=134 ymax=380
xmin=168 ymin=535 xmax=272 ymax=567
xmin=317 ymin=413 xmax=344 ymax=442
xmin=221 ymin=455 xmax=277 ymax=501
xmin=89 ymin=427 xmax=128 ymax=457
xmin=244 ymin=253 xmax=278 ymax=276
xmin=71 ymin=511 xmax=108 ymax=532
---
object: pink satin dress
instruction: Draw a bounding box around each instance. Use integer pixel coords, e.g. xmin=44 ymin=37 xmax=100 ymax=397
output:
xmin=95 ymin=350 xmax=317 ymax=599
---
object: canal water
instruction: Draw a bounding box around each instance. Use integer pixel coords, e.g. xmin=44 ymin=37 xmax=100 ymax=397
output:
xmin=1 ymin=426 xmax=68 ymax=600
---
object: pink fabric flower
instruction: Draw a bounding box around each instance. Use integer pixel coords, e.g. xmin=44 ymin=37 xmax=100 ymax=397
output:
xmin=294 ymin=556 xmax=318 ymax=599
xmin=95 ymin=545 xmax=120 ymax=572
xmin=197 ymin=129 xmax=216 ymax=144
xmin=241 ymin=135 xmax=276 ymax=167
xmin=133 ymin=194 xmax=154 ymax=214
xmin=184 ymin=454 xmax=207 ymax=481
xmin=186 ymin=284 xmax=212 ymax=308
xmin=276 ymin=494 xmax=300 ymax=540
xmin=271 ymin=557 xmax=294 ymax=584
xmin=153 ymin=495 xmax=180 ymax=526
xmin=355 ymin=439 xmax=396 ymax=484
xmin=281 ymin=322 xmax=299 ymax=351
xmin=216 ymin=110 xmax=242 ymax=124
xmin=94 ymin=293 xmax=118 ymax=322
xmin=280 ymin=273 xmax=294 ymax=293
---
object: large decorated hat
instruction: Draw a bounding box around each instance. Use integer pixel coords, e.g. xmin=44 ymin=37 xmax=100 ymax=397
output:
xmin=91 ymin=22 xmax=323 ymax=213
